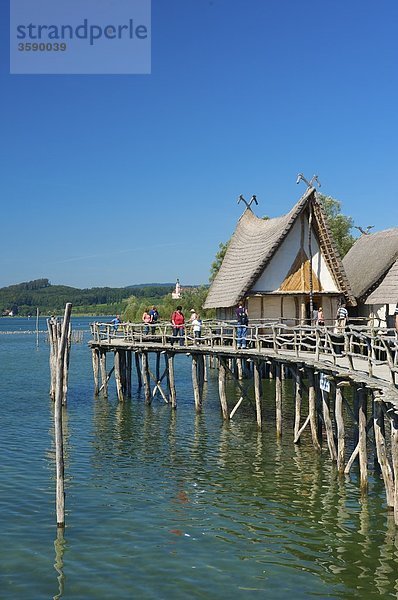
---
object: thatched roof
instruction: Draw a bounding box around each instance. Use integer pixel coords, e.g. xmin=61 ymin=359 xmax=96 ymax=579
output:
xmin=365 ymin=259 xmax=398 ymax=305
xmin=204 ymin=188 xmax=355 ymax=309
xmin=343 ymin=228 xmax=398 ymax=300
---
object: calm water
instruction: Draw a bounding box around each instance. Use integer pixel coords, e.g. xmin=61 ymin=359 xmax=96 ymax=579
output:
xmin=1 ymin=317 xmax=398 ymax=599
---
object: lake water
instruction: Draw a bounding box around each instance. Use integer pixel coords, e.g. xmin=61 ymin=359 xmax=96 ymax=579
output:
xmin=1 ymin=317 xmax=398 ymax=599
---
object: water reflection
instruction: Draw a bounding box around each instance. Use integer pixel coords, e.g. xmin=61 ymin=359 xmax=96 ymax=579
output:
xmin=53 ymin=528 xmax=65 ymax=600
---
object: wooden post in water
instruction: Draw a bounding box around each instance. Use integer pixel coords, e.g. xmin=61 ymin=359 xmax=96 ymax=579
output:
xmin=135 ymin=352 xmax=142 ymax=389
xmin=167 ymin=352 xmax=177 ymax=409
xmin=114 ymin=350 xmax=124 ymax=402
xmin=307 ymin=368 xmax=321 ymax=451
xmin=293 ymin=367 xmax=303 ymax=443
xmin=92 ymin=349 xmax=100 ymax=396
xmin=218 ymin=356 xmax=229 ymax=420
xmin=126 ymin=351 xmax=132 ymax=398
xmin=358 ymin=386 xmax=368 ymax=491
xmin=373 ymin=399 xmax=394 ymax=508
xmin=141 ymin=351 xmax=151 ymax=404
xmin=253 ymin=359 xmax=262 ymax=429
xmin=99 ymin=350 xmax=108 ymax=398
xmin=275 ymin=362 xmax=282 ymax=438
xmin=54 ymin=302 xmax=72 ymax=529
xmin=322 ymin=386 xmax=337 ymax=462
xmin=192 ymin=354 xmax=202 ymax=412
xmin=390 ymin=413 xmax=398 ymax=525
xmin=335 ymin=386 xmax=345 ymax=473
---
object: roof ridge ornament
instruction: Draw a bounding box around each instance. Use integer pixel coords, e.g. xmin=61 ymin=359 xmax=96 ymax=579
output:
xmin=296 ymin=173 xmax=321 ymax=189
xmin=238 ymin=194 xmax=258 ymax=209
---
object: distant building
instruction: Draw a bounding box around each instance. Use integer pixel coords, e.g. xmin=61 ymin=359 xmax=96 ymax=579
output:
xmin=204 ymin=187 xmax=355 ymax=324
xmin=171 ymin=278 xmax=182 ymax=300
xmin=343 ymin=228 xmax=398 ymax=327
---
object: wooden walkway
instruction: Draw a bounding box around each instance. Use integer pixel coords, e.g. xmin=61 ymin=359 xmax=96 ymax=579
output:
xmin=88 ymin=320 xmax=398 ymax=524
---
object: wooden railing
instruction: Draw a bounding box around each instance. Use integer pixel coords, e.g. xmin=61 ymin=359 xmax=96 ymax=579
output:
xmin=90 ymin=321 xmax=398 ymax=385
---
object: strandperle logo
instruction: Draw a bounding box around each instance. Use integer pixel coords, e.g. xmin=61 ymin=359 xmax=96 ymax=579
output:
xmin=16 ymin=18 xmax=148 ymax=46
xmin=10 ymin=0 xmax=151 ymax=75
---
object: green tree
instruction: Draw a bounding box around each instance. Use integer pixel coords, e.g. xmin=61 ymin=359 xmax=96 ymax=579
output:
xmin=209 ymin=241 xmax=229 ymax=282
xmin=318 ymin=194 xmax=356 ymax=257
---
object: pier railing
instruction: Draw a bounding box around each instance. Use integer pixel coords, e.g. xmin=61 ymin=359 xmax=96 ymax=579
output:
xmin=90 ymin=321 xmax=398 ymax=385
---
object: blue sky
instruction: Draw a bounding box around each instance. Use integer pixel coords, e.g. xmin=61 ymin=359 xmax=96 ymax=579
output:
xmin=1 ymin=0 xmax=397 ymax=289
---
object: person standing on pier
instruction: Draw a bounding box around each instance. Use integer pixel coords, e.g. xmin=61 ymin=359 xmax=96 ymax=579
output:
xmin=142 ymin=309 xmax=151 ymax=335
xmin=171 ymin=306 xmax=185 ymax=346
xmin=111 ymin=314 xmax=121 ymax=332
xmin=192 ymin=314 xmax=202 ymax=343
xmin=236 ymin=302 xmax=249 ymax=349
xmin=149 ymin=305 xmax=159 ymax=335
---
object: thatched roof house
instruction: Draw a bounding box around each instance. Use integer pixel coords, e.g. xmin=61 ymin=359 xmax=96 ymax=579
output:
xmin=343 ymin=228 xmax=398 ymax=326
xmin=204 ymin=187 xmax=355 ymax=324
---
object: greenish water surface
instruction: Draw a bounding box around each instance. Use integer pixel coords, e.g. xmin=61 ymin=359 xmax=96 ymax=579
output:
xmin=1 ymin=317 xmax=398 ymax=599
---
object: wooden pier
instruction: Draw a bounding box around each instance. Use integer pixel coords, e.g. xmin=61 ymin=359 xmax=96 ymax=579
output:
xmin=89 ymin=320 xmax=398 ymax=522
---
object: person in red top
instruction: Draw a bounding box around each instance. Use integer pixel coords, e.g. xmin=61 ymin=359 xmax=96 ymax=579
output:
xmin=171 ymin=305 xmax=185 ymax=346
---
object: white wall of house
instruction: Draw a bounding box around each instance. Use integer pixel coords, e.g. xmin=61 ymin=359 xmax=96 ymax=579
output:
xmin=358 ymin=303 xmax=396 ymax=328
xmin=251 ymin=218 xmax=339 ymax=293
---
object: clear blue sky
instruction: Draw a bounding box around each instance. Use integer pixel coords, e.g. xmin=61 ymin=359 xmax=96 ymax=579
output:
xmin=1 ymin=0 xmax=397 ymax=289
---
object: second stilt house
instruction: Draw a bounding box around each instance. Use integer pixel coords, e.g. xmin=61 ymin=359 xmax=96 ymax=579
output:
xmin=204 ymin=187 xmax=356 ymax=324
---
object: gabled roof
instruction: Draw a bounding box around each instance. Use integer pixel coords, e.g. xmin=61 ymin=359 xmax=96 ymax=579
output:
xmin=204 ymin=188 xmax=355 ymax=309
xmin=343 ymin=228 xmax=398 ymax=300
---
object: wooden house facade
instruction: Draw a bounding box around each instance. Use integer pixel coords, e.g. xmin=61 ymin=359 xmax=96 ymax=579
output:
xmin=343 ymin=228 xmax=398 ymax=328
xmin=204 ymin=187 xmax=356 ymax=324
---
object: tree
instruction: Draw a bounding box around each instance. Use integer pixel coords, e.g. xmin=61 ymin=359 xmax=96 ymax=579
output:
xmin=318 ymin=194 xmax=356 ymax=257
xmin=209 ymin=241 xmax=229 ymax=282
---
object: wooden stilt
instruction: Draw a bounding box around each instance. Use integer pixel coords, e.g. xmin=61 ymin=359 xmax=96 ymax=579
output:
xmin=322 ymin=387 xmax=337 ymax=461
xmin=192 ymin=355 xmax=202 ymax=412
xmin=168 ymin=352 xmax=177 ymax=409
xmin=358 ymin=386 xmax=368 ymax=491
xmin=141 ymin=351 xmax=151 ymax=404
xmin=308 ymin=368 xmax=321 ymax=451
xmin=293 ymin=367 xmax=302 ymax=443
xmin=198 ymin=354 xmax=205 ymax=403
xmin=126 ymin=351 xmax=132 ymax=398
xmin=91 ymin=348 xmax=99 ymax=397
xmin=335 ymin=386 xmax=345 ymax=473
xmin=100 ymin=350 xmax=108 ymax=397
xmin=114 ymin=350 xmax=124 ymax=403
xmin=275 ymin=362 xmax=282 ymax=438
xmin=135 ymin=352 xmax=142 ymax=389
xmin=253 ymin=359 xmax=262 ymax=429
xmin=374 ymin=400 xmax=394 ymax=508
xmin=237 ymin=358 xmax=243 ymax=381
xmin=218 ymin=357 xmax=229 ymax=420
xmin=390 ymin=414 xmax=398 ymax=525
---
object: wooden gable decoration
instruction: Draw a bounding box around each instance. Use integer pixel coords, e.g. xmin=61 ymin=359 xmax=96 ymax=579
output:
xmin=279 ymin=248 xmax=323 ymax=292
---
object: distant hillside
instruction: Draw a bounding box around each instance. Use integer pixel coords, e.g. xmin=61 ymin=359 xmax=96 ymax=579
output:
xmin=0 ymin=278 xmax=175 ymax=316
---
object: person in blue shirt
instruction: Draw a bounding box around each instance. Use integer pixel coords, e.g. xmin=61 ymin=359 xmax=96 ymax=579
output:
xmin=149 ymin=306 xmax=159 ymax=335
xmin=111 ymin=314 xmax=121 ymax=332
xmin=236 ymin=302 xmax=249 ymax=349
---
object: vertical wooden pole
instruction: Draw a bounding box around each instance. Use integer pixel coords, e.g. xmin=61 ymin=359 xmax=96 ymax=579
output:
xmin=126 ymin=351 xmax=132 ymax=398
xmin=62 ymin=325 xmax=71 ymax=406
xmin=168 ymin=352 xmax=177 ymax=409
xmin=237 ymin=358 xmax=243 ymax=381
xmin=141 ymin=351 xmax=151 ymax=404
xmin=358 ymin=386 xmax=368 ymax=491
xmin=275 ymin=362 xmax=282 ymax=438
xmin=100 ymin=350 xmax=108 ymax=398
xmin=253 ymin=359 xmax=262 ymax=429
xmin=308 ymin=368 xmax=321 ymax=451
xmin=390 ymin=414 xmax=398 ymax=525
xmin=293 ymin=367 xmax=302 ymax=443
xmin=135 ymin=352 xmax=142 ymax=389
xmin=192 ymin=354 xmax=202 ymax=412
xmin=54 ymin=302 xmax=72 ymax=529
xmin=92 ymin=348 xmax=100 ymax=396
xmin=218 ymin=357 xmax=229 ymax=420
xmin=374 ymin=400 xmax=394 ymax=508
xmin=198 ymin=354 xmax=205 ymax=403
xmin=335 ymin=386 xmax=345 ymax=473
xmin=114 ymin=350 xmax=124 ymax=402
xmin=322 ymin=387 xmax=337 ymax=461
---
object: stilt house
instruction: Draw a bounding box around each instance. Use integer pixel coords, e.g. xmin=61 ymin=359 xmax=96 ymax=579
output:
xmin=342 ymin=228 xmax=398 ymax=327
xmin=204 ymin=187 xmax=356 ymax=324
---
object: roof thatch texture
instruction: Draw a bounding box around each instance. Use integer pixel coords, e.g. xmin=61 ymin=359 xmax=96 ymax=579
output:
xmin=365 ymin=258 xmax=398 ymax=304
xmin=204 ymin=188 xmax=354 ymax=309
xmin=343 ymin=228 xmax=398 ymax=300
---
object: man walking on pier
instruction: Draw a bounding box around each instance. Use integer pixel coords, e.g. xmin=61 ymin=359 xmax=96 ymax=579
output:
xmin=171 ymin=306 xmax=185 ymax=346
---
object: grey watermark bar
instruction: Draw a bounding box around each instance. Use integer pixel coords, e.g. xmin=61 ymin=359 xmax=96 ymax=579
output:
xmin=10 ymin=0 xmax=151 ymax=75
